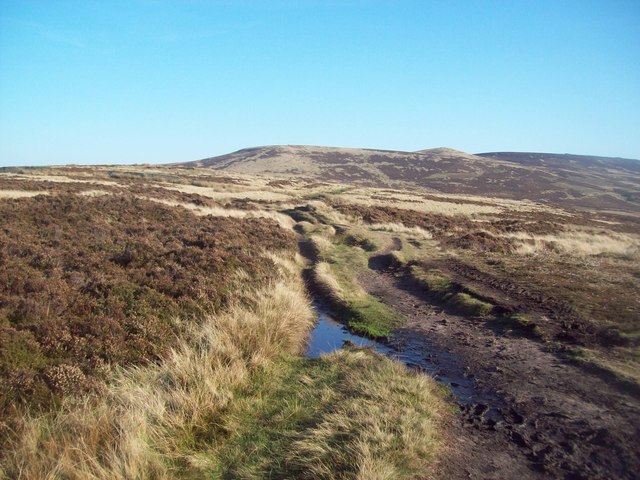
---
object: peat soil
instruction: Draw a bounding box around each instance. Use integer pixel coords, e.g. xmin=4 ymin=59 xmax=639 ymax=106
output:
xmin=359 ymin=258 xmax=640 ymax=480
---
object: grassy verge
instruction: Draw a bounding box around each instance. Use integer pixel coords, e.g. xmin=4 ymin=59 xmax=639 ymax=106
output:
xmin=311 ymin=240 xmax=401 ymax=338
xmin=561 ymin=346 xmax=640 ymax=396
xmin=489 ymin=313 xmax=543 ymax=338
xmin=205 ymin=348 xmax=448 ymax=479
xmin=408 ymin=265 xmax=493 ymax=317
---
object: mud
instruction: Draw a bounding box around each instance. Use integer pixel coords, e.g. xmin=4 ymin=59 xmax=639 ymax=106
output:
xmin=422 ymin=258 xmax=631 ymax=348
xmin=360 ymin=260 xmax=640 ymax=479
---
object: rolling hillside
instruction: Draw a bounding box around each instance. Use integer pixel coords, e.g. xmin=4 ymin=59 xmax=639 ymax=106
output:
xmin=182 ymin=145 xmax=640 ymax=212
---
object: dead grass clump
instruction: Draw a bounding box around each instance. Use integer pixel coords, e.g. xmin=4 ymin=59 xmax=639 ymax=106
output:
xmin=0 ymin=190 xmax=50 ymax=199
xmin=163 ymin=183 xmax=293 ymax=202
xmin=309 ymin=235 xmax=335 ymax=259
xmin=313 ymin=262 xmax=348 ymax=304
xmin=334 ymin=190 xmax=504 ymax=216
xmin=142 ymin=198 xmax=296 ymax=229
xmin=508 ymin=230 xmax=640 ymax=257
xmin=369 ymin=222 xmax=433 ymax=238
xmin=333 ymin=202 xmax=474 ymax=237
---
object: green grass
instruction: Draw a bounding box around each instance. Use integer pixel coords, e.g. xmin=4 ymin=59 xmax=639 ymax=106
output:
xmin=490 ymin=313 xmax=542 ymax=337
xmin=344 ymin=298 xmax=399 ymax=338
xmin=409 ymin=266 xmax=493 ymax=317
xmin=313 ymin=240 xmax=402 ymax=338
xmin=448 ymin=292 xmax=493 ymax=316
xmin=196 ymin=349 xmax=448 ymax=480
xmin=344 ymin=230 xmax=379 ymax=252
xmin=561 ymin=346 xmax=640 ymax=395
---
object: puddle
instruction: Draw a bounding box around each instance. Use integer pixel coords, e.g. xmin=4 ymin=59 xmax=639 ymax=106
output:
xmin=305 ymin=302 xmax=378 ymax=358
xmin=306 ymin=301 xmax=504 ymax=421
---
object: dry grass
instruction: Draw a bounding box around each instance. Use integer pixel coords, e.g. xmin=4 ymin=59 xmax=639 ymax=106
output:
xmin=508 ymin=229 xmax=640 ymax=257
xmin=291 ymin=349 xmax=446 ymax=480
xmin=309 ymin=235 xmax=335 ymax=258
xmin=313 ymin=261 xmax=349 ymax=303
xmin=142 ymin=197 xmax=296 ymax=229
xmin=3 ymin=173 xmax=120 ymax=187
xmin=335 ymin=190 xmax=503 ymax=216
xmin=296 ymin=221 xmax=337 ymax=237
xmin=369 ymin=222 xmax=433 ymax=239
xmin=78 ymin=190 xmax=112 ymax=197
xmin=163 ymin=183 xmax=293 ymax=202
xmin=1 ymin=254 xmax=315 ymax=480
xmin=0 ymin=190 xmax=49 ymax=199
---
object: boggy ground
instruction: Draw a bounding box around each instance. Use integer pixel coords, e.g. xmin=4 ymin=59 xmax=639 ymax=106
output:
xmin=360 ymin=248 xmax=640 ymax=480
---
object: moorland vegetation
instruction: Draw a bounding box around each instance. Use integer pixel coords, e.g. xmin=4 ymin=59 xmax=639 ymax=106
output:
xmin=0 ymin=159 xmax=639 ymax=478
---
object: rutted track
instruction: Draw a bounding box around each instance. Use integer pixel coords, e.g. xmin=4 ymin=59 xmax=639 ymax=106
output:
xmin=360 ymin=255 xmax=640 ymax=480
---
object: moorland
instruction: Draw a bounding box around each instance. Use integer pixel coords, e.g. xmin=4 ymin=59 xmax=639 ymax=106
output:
xmin=1 ymin=145 xmax=639 ymax=479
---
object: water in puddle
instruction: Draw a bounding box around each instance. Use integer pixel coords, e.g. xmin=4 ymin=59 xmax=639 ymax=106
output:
xmin=306 ymin=301 xmax=504 ymax=421
xmin=305 ymin=303 xmax=378 ymax=358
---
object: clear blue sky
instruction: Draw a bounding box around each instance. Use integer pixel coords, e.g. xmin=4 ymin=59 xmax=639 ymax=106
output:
xmin=1 ymin=0 xmax=639 ymax=166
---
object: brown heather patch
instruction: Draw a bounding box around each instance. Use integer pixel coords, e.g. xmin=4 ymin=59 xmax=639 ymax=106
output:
xmin=0 ymin=172 xmax=227 ymax=210
xmin=333 ymin=202 xmax=474 ymax=233
xmin=440 ymin=230 xmax=514 ymax=254
xmin=0 ymin=194 xmax=296 ymax=419
xmin=333 ymin=203 xmax=517 ymax=253
xmin=0 ymin=175 xmax=117 ymax=194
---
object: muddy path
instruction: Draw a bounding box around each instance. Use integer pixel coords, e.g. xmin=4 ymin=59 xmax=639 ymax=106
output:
xmin=359 ymin=257 xmax=640 ymax=480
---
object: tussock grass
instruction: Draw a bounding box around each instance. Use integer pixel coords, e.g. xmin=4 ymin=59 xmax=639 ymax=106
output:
xmin=1 ymin=255 xmax=314 ymax=480
xmin=296 ymin=219 xmax=337 ymax=237
xmin=343 ymin=226 xmax=380 ymax=251
xmin=292 ymin=349 xmax=446 ymax=480
xmin=0 ymin=190 xmax=50 ymax=198
xmin=163 ymin=183 xmax=293 ymax=202
xmin=207 ymin=348 xmax=448 ymax=479
xmin=314 ymin=261 xmax=348 ymax=303
xmin=3 ymin=172 xmax=121 ymax=186
xmin=143 ymin=197 xmax=296 ymax=229
xmin=409 ymin=266 xmax=493 ymax=317
xmin=311 ymin=243 xmax=400 ymax=338
xmin=335 ymin=187 xmax=562 ymax=215
xmin=369 ymin=222 xmax=433 ymax=238
xmin=335 ymin=191 xmax=502 ymax=216
xmin=309 ymin=234 xmax=336 ymax=259
xmin=508 ymin=230 xmax=640 ymax=257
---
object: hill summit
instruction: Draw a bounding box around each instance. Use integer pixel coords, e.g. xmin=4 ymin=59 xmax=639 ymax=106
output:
xmin=180 ymin=145 xmax=640 ymax=212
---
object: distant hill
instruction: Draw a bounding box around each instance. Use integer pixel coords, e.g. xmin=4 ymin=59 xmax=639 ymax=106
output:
xmin=180 ymin=145 xmax=640 ymax=212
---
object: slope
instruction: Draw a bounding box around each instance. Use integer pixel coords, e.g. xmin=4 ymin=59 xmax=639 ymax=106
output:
xmin=182 ymin=145 xmax=640 ymax=212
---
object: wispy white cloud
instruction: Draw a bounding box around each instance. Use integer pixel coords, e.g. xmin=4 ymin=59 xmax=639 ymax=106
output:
xmin=8 ymin=19 xmax=88 ymax=49
xmin=156 ymin=21 xmax=260 ymax=43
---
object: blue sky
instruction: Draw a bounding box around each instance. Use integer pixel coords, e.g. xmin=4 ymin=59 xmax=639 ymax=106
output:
xmin=1 ymin=0 xmax=639 ymax=166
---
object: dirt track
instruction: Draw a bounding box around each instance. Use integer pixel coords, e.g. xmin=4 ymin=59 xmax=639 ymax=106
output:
xmin=359 ymin=260 xmax=640 ymax=480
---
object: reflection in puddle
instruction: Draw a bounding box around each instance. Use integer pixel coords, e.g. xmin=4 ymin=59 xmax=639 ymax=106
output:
xmin=305 ymin=304 xmax=377 ymax=358
xmin=305 ymin=301 xmax=504 ymax=421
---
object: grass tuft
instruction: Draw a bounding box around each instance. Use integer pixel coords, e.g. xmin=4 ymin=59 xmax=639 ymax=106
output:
xmin=408 ymin=266 xmax=493 ymax=317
